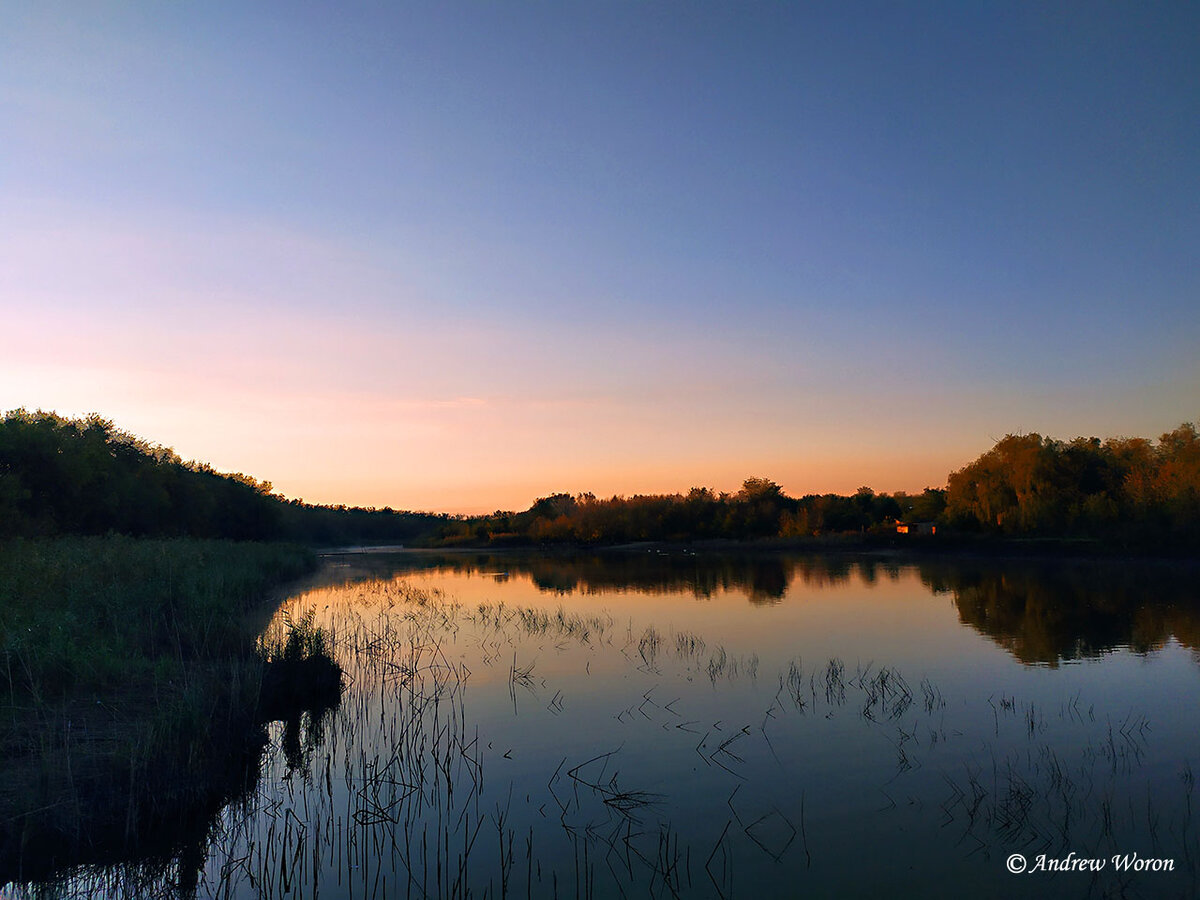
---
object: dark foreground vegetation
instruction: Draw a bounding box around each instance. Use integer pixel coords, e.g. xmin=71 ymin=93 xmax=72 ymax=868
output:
xmin=433 ymin=423 xmax=1200 ymax=552
xmin=0 ymin=537 xmax=340 ymax=888
xmin=0 ymin=409 xmax=445 ymax=545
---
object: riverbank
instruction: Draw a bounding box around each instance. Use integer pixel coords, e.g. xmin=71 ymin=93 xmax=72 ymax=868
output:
xmin=418 ymin=530 xmax=1199 ymax=564
xmin=0 ymin=536 xmax=333 ymax=888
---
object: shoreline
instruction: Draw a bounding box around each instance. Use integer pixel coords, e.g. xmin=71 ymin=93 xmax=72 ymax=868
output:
xmin=327 ymin=535 xmax=1199 ymax=566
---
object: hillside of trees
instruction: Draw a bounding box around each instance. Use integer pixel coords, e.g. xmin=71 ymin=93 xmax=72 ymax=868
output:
xmin=0 ymin=410 xmax=444 ymax=544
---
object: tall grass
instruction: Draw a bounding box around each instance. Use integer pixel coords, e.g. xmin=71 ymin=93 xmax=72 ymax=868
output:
xmin=0 ymin=536 xmax=323 ymax=886
xmin=0 ymin=536 xmax=315 ymax=702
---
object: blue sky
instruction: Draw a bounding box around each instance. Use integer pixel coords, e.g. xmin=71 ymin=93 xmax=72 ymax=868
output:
xmin=2 ymin=2 xmax=1197 ymax=511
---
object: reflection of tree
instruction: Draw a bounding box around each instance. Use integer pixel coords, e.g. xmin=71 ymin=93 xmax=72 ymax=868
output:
xmin=792 ymin=556 xmax=858 ymax=588
xmin=320 ymin=552 xmax=1200 ymax=664
xmin=0 ymin=714 xmax=267 ymax=891
xmin=322 ymin=550 xmax=909 ymax=605
xmin=446 ymin=552 xmax=798 ymax=603
xmin=918 ymin=560 xmax=1200 ymax=666
xmin=1 ymin=669 xmax=342 ymax=890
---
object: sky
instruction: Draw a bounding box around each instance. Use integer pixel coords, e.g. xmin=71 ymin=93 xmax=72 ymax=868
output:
xmin=2 ymin=2 xmax=1197 ymax=513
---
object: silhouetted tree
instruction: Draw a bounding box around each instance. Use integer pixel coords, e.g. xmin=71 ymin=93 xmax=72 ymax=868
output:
xmin=0 ymin=410 xmax=442 ymax=544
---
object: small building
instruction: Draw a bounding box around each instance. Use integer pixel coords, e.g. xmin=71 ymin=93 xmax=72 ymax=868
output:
xmin=896 ymin=521 xmax=936 ymax=536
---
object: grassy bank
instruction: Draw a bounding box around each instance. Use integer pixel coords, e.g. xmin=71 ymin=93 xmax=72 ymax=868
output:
xmin=0 ymin=536 xmax=328 ymax=888
xmin=1 ymin=536 xmax=316 ymax=702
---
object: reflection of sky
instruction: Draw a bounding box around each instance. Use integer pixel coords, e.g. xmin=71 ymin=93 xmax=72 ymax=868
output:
xmin=299 ymin=555 xmax=1200 ymax=691
xmin=252 ymin=558 xmax=1200 ymax=897
xmin=297 ymin=557 xmax=1200 ymax=790
xmin=3 ymin=5 xmax=1198 ymax=512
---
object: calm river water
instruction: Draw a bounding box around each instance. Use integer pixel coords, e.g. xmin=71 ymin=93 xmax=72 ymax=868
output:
xmin=54 ymin=551 xmax=1200 ymax=898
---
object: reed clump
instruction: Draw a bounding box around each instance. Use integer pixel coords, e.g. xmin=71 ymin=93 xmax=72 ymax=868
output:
xmin=257 ymin=607 xmax=343 ymax=723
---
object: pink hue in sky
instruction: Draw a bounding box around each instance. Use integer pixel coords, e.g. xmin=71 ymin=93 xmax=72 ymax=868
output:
xmin=3 ymin=6 xmax=1196 ymax=513
xmin=5 ymin=259 xmax=1188 ymax=515
xmin=4 ymin=207 xmax=1195 ymax=513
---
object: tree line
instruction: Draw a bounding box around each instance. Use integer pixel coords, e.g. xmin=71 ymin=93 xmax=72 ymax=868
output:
xmin=433 ymin=479 xmax=950 ymax=546
xmin=943 ymin=424 xmax=1199 ymax=544
xmin=2 ymin=408 xmax=1196 ymax=548
xmin=434 ymin=423 xmax=1199 ymax=548
xmin=0 ymin=409 xmax=444 ymax=543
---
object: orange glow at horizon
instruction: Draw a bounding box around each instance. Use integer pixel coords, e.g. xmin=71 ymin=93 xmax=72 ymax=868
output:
xmin=2 ymin=343 xmax=963 ymax=514
xmin=282 ymin=451 xmax=958 ymax=516
xmin=4 ymin=243 xmax=1194 ymax=518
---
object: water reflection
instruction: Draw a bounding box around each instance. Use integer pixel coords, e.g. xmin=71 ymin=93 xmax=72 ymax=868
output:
xmin=8 ymin=550 xmax=1198 ymax=898
xmin=0 ymin=669 xmax=341 ymax=897
xmin=0 ymin=732 xmax=263 ymax=897
xmin=917 ymin=559 xmax=1200 ymax=666
xmin=231 ymin=560 xmax=1200 ymax=898
xmin=322 ymin=550 xmax=1200 ymax=666
xmin=318 ymin=549 xmax=800 ymax=602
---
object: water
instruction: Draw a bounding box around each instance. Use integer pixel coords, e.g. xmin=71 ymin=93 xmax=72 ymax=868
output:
xmin=24 ymin=551 xmax=1200 ymax=898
